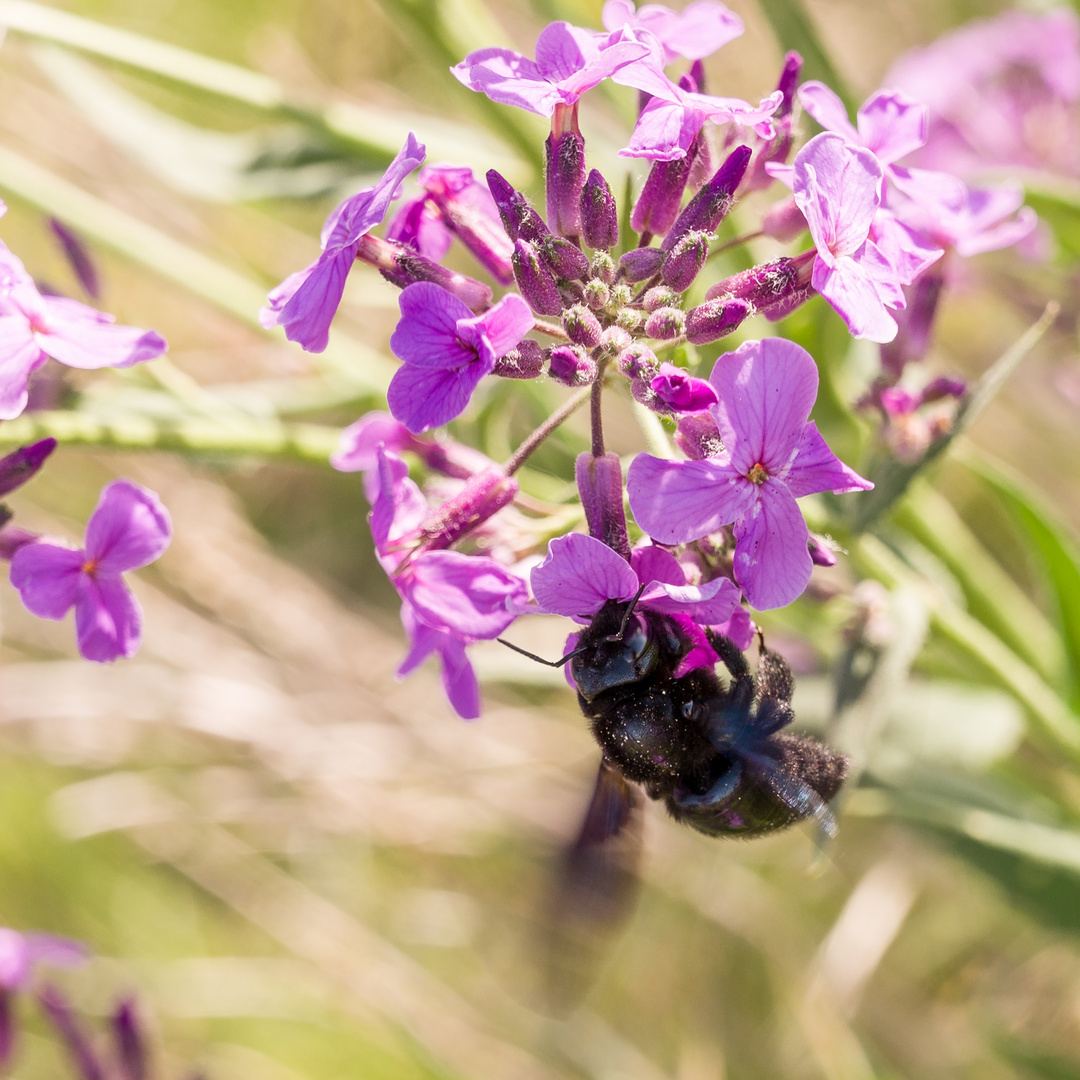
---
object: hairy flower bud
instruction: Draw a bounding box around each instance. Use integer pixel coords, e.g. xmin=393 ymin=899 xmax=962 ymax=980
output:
xmin=685 ymin=297 xmax=751 ymax=343
xmin=618 ymin=247 xmax=665 ymax=283
xmin=808 ymin=532 xmax=838 ymax=567
xmin=548 ymin=344 xmax=597 ymax=386
xmin=584 ymin=278 xmax=610 ymax=309
xmin=598 ymin=325 xmax=632 ymax=357
xmin=581 ymin=169 xmax=619 ymax=250
xmin=576 ymin=451 xmax=630 ymax=561
xmin=609 ymin=282 xmax=632 ymax=307
xmin=615 ymin=307 xmax=646 ymax=332
xmin=675 ymin=411 xmax=723 ymax=460
xmin=546 ymin=118 xmax=586 ymax=239
xmin=539 ymin=235 xmax=590 ymax=282
xmin=493 ymin=338 xmax=545 ymax=379
xmin=487 ymin=169 xmax=550 ymax=244
xmin=617 ymin=342 xmax=659 ymax=381
xmin=418 ymin=467 xmax=519 ymax=552
xmin=512 ymin=239 xmax=563 ymax=315
xmin=745 ymin=52 xmax=803 ymax=193
xmin=704 ymin=258 xmax=801 ymax=313
xmin=0 ymin=438 xmax=56 ymax=498
xmin=564 ymin=304 xmax=603 ymax=348
xmin=663 ymin=144 xmax=752 ymax=252
xmin=631 ymin=149 xmax=695 ymax=238
xmin=661 ymin=230 xmax=710 ymax=291
xmin=364 ymin=237 xmax=493 ymax=312
xmin=589 ymin=251 xmax=616 ymax=284
xmin=643 ymin=285 xmax=680 ymax=312
xmin=644 ymin=307 xmax=686 ymax=340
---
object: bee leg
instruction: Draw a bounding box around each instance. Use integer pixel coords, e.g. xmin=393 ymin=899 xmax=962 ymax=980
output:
xmin=755 ymin=646 xmax=795 ymax=705
xmin=670 ymin=758 xmax=743 ymax=812
xmin=704 ymin=630 xmax=755 ymax=708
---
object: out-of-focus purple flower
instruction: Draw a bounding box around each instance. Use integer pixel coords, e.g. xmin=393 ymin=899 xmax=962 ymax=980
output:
xmin=601 ymin=0 xmax=743 ymax=63
xmin=627 ymin=338 xmax=872 ymax=610
xmin=261 ymin=133 xmax=425 ymax=352
xmin=386 ymin=282 xmax=533 ymax=432
xmin=0 ymin=249 xmax=166 ymax=421
xmin=650 ymin=362 xmax=718 ymax=411
xmin=886 ymin=8 xmax=1080 ymax=177
xmin=0 ymin=928 xmax=86 ymax=1067
xmin=10 ymin=480 xmax=171 ymax=662
xmin=792 ymin=132 xmax=910 ymax=342
xmin=47 ymin=219 xmax=101 ymax=300
xmin=896 ymin=181 xmax=1037 ymax=257
xmin=387 ymin=165 xmax=513 ymax=284
xmin=532 ymin=531 xmax=740 ymax=627
xmin=451 ymin=22 xmax=652 ymax=117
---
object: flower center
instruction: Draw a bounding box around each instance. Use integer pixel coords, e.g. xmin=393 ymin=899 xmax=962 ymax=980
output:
xmin=747 ymin=462 xmax=769 ymax=485
xmin=81 ymin=559 xmax=98 ymax=575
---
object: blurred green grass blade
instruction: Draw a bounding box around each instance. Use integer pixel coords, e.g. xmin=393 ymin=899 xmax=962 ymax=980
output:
xmin=849 ymin=302 xmax=1059 ymax=532
xmin=0 ymin=144 xmax=395 ymax=393
xmin=894 ymin=481 xmax=1066 ymax=686
xmin=996 ymin=1037 xmax=1080 ymax=1080
xmin=755 ymin=0 xmax=855 ymax=112
xmin=960 ymin=447 xmax=1080 ymax=711
xmin=855 ymin=533 xmax=1080 ymax=759
xmin=1024 ymin=175 xmax=1080 ymax=260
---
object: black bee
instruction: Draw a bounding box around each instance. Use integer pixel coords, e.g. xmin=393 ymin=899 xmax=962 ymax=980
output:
xmin=502 ymin=593 xmax=847 ymax=1004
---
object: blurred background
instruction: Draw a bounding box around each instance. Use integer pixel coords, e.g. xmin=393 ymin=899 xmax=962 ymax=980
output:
xmin=0 ymin=0 xmax=1079 ymax=1077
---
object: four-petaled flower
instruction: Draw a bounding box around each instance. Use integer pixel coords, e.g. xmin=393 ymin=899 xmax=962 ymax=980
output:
xmin=387 ymin=282 xmax=534 ymax=432
xmin=261 ymin=133 xmax=426 ymax=353
xmin=10 ymin=480 xmax=172 ymax=662
xmin=601 ymin=0 xmax=743 ymax=64
xmin=627 ymin=338 xmax=872 ymax=610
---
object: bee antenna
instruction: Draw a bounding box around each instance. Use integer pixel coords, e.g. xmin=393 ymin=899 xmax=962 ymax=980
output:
xmin=612 ymin=582 xmax=649 ymax=641
xmin=497 ymin=637 xmax=592 ymax=668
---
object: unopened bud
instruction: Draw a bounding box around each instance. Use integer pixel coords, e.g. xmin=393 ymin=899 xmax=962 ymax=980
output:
xmin=645 ymin=307 xmax=686 ymax=340
xmin=589 ymin=251 xmax=616 ymax=284
xmin=616 ymin=307 xmax=646 ymax=332
xmin=359 ymin=235 xmax=493 ymax=312
xmin=808 ymin=532 xmax=838 ymax=568
xmin=548 ymin=344 xmax=597 ymax=386
xmin=685 ymin=297 xmax=750 ymax=343
xmin=48 ymin=219 xmax=101 ymax=299
xmin=609 ymin=283 xmax=632 ymax=306
xmin=539 ymin=236 xmax=590 ymax=282
xmin=704 ymin=258 xmax=800 ymax=312
xmin=764 ymin=283 xmax=814 ymax=322
xmin=576 ymin=452 xmax=630 ymax=560
xmin=618 ymin=342 xmax=659 ymax=380
xmin=661 ymin=230 xmax=710 ymax=291
xmin=564 ymin=304 xmax=603 ymax=348
xmin=0 ymin=438 xmax=56 ymax=498
xmin=598 ymin=326 xmax=632 ymax=357
xmin=631 ymin=152 xmax=694 ymax=238
xmin=663 ymin=144 xmax=752 ymax=252
xmin=493 ymin=339 xmax=545 ymax=379
xmin=486 ymin=169 xmax=550 ymax=244
xmin=512 ymin=240 xmax=563 ymax=315
xmin=675 ymin=412 xmax=722 ymax=460
xmin=581 ymin=169 xmax=619 ymax=250
xmin=584 ymin=278 xmax=610 ymax=309
xmin=920 ymin=376 xmax=966 ymax=403
xmin=643 ymin=286 xmax=680 ymax=312
xmin=418 ymin=466 xmax=520 ymax=551
xmin=546 ymin=125 xmax=586 ymax=239
xmin=618 ymin=247 xmax=665 ymax=282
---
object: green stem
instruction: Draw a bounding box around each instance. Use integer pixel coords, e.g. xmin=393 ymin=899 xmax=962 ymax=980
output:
xmin=0 ymin=410 xmax=342 ymax=466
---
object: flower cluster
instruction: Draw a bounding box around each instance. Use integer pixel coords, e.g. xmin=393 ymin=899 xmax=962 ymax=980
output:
xmin=257 ymin=2 xmax=1042 ymax=718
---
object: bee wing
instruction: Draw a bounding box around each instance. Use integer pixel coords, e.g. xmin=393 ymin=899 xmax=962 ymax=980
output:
xmin=541 ymin=756 xmax=643 ymax=1011
xmin=739 ymin=745 xmax=838 ymax=841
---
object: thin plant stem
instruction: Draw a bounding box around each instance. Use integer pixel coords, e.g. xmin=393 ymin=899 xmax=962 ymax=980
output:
xmin=502 ymin=386 xmax=590 ymax=476
xmin=590 ymin=378 xmax=605 ymax=457
xmin=711 ymin=230 xmax=764 ymax=256
xmin=532 ymin=319 xmax=570 ymax=340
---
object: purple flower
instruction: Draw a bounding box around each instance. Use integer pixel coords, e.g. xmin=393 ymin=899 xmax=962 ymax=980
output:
xmin=650 ymin=362 xmax=719 ymax=411
xmin=533 ymin=531 xmax=740 ymax=624
xmin=386 ymin=282 xmax=534 ymax=432
xmin=792 ymin=132 xmax=909 ymax=343
xmin=261 ymin=133 xmax=426 ymax=352
xmin=451 ymin=22 xmax=652 ymax=117
xmin=0 ymin=250 xmax=166 ymax=421
xmin=627 ymin=338 xmax=872 ymax=610
xmin=10 ymin=480 xmax=171 ymax=662
xmin=387 ymin=165 xmax=513 ymax=284
xmin=601 ymin=0 xmax=743 ymax=64
xmin=885 ymin=8 xmax=1080 ymax=178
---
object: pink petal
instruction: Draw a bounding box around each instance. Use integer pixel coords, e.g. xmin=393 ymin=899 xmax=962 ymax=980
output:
xmin=856 ymin=90 xmax=927 ymax=163
xmin=532 ymin=533 xmax=639 ymax=617
xmin=451 ymin=47 xmax=563 ymax=116
xmin=731 ymin=480 xmax=811 ymax=610
xmin=812 ymin=255 xmax=898 ymax=342
xmin=627 ymin=454 xmax=754 ymax=544
xmin=390 ymin=282 xmax=474 ymax=369
xmin=386 ymin=360 xmax=487 ymax=433
xmin=798 ymin=82 xmax=860 ymax=142
xmin=75 ymin=573 xmax=142 ymax=661
xmin=279 ymin=246 xmax=354 ymax=353
xmin=783 ymin=421 xmax=873 ymax=496
xmin=0 ymin=316 xmax=45 ymax=419
xmin=10 ymin=542 xmax=84 ymax=618
xmin=707 ymin=338 xmax=819 ymax=475
xmin=714 ymin=604 xmax=755 ymax=650
xmin=630 ymin=544 xmax=685 ymax=586
xmin=85 ymin=480 xmax=172 ymax=574
xmin=621 ymin=98 xmax=703 ymax=160
xmin=642 ymin=574 xmax=740 ymax=624
xmin=369 ymin=447 xmax=427 ymax=557
xmin=397 ymin=603 xmax=480 ymax=720
xmin=36 ymin=299 xmax=166 ymax=370
xmin=468 ymin=293 xmax=533 ymax=358
xmin=331 ymin=412 xmax=413 ymax=472
xmin=657 ymin=0 xmax=744 ymax=60
xmin=404 ymin=551 xmax=527 ymax=639
xmin=22 ymin=934 xmax=88 ymax=970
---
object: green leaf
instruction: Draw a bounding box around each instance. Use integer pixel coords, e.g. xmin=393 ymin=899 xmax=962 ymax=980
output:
xmin=1024 ymin=176 xmax=1080 ymax=261
xmin=961 ymin=448 xmax=1080 ymax=711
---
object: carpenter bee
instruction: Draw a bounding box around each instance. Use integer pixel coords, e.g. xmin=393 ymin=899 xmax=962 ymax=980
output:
xmin=503 ymin=593 xmax=847 ymax=1003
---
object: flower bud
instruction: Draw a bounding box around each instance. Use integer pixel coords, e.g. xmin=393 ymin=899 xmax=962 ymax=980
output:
xmin=548 ymin=344 xmax=597 ymax=386
xmin=808 ymin=532 xmax=838 ymax=568
xmin=644 ymin=307 xmax=685 ymax=340
xmin=643 ymin=285 xmax=680 ymax=312
xmin=598 ymin=326 xmax=632 ymax=357
xmin=576 ymin=451 xmax=630 ymax=561
xmin=661 ymin=230 xmax=710 ymax=291
xmin=684 ymin=297 xmax=751 ymax=343
xmin=920 ymin=376 xmax=966 ymax=403
xmin=609 ymin=283 xmax=632 ymax=307
xmin=564 ymin=304 xmax=603 ymax=348
xmin=581 ymin=169 xmax=619 ymax=250
xmin=631 ymin=151 xmax=694 ymax=238
xmin=615 ymin=307 xmax=646 ymax=332
xmin=546 ymin=122 xmax=586 ymax=239
xmin=650 ymin=363 xmax=719 ymax=412
xmin=0 ymin=438 xmax=56 ymax=498
xmin=617 ymin=342 xmax=659 ymax=381
xmin=881 ymin=265 xmax=946 ymax=379
xmin=663 ymin=144 xmax=752 ymax=252
xmin=418 ymin=466 xmax=519 ymax=552
xmin=675 ymin=412 xmax=723 ymax=460
xmin=358 ymin=235 xmax=493 ymax=312
xmin=493 ymin=339 xmax=545 ymax=379
xmin=618 ymin=247 xmax=665 ymax=282
xmin=764 ymin=283 xmax=814 ymax=322
xmin=589 ymin=251 xmax=616 ymax=285
xmin=486 ymin=169 xmax=550 ymax=244
xmin=745 ymin=52 xmax=803 ymax=193
xmin=539 ymin=235 xmax=590 ymax=282
xmin=48 ymin=218 xmax=101 ymax=299
xmin=512 ymin=239 xmax=563 ymax=315
xmin=704 ymin=258 xmax=801 ymax=313
xmin=584 ymin=278 xmax=610 ymax=309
